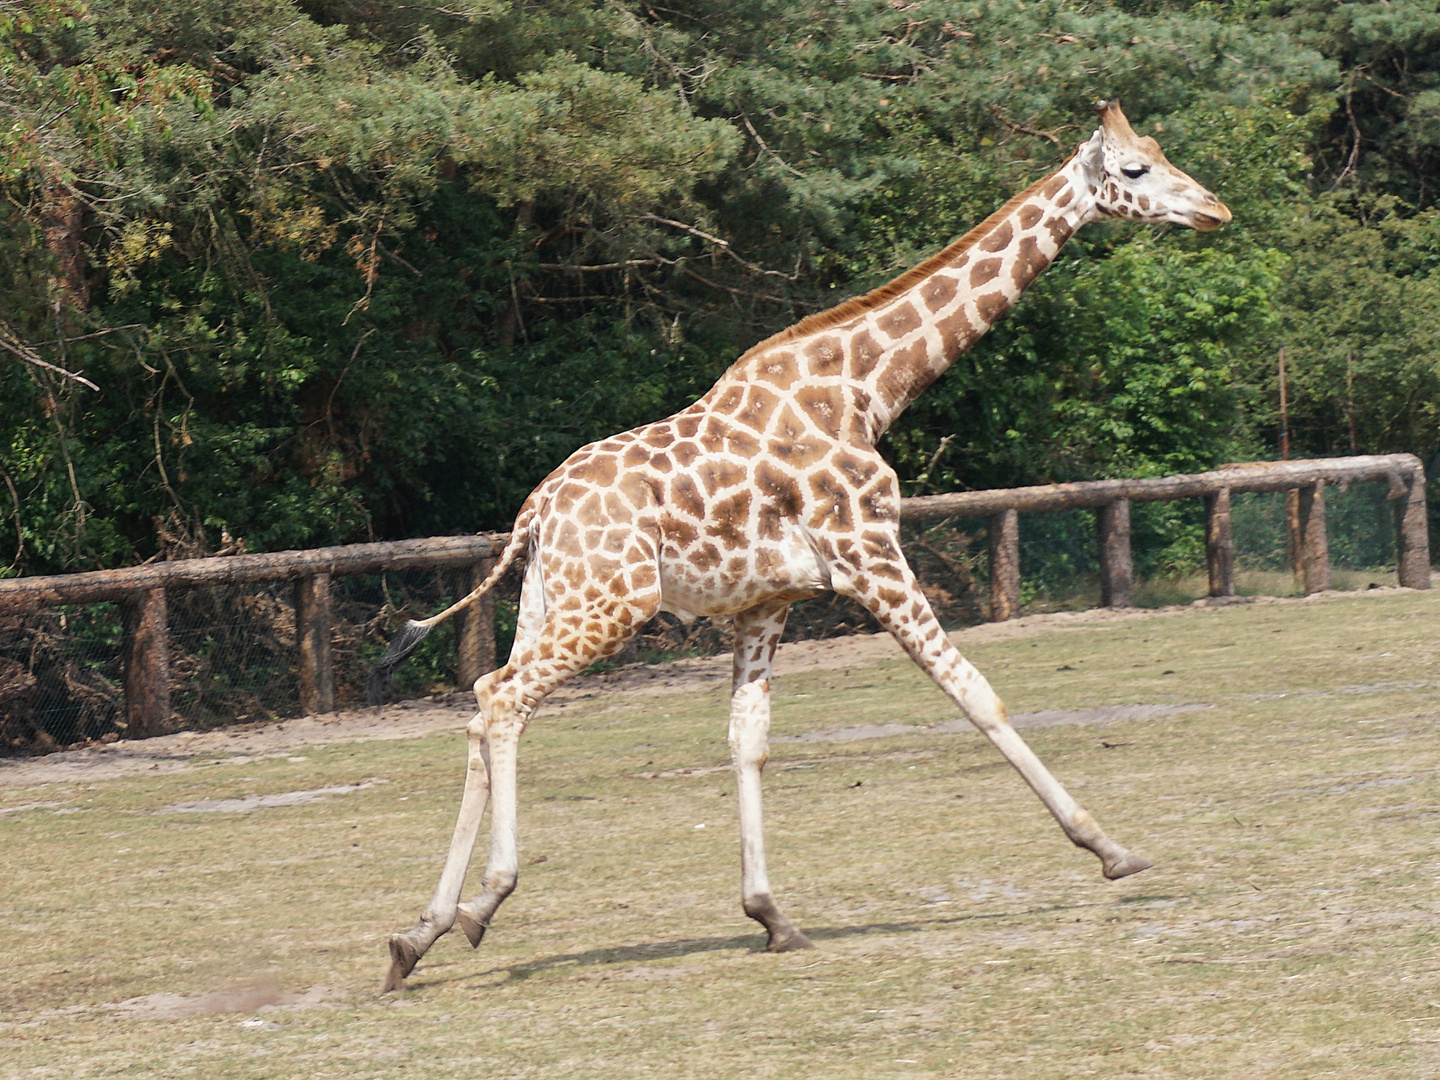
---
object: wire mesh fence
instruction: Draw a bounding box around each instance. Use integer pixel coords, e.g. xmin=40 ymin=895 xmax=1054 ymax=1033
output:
xmin=0 ymin=569 xmax=492 ymax=753
xmin=0 ymin=474 xmax=1427 ymax=756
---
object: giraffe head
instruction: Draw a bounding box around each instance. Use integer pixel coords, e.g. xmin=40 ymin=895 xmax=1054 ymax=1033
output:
xmin=1082 ymin=99 xmax=1231 ymax=232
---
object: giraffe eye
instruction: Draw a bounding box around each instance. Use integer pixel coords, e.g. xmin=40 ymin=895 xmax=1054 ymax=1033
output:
xmin=1121 ymin=164 xmax=1149 ymax=179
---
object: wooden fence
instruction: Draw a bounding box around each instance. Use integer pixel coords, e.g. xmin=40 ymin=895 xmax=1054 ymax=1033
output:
xmin=0 ymin=454 xmax=1428 ymax=739
xmin=904 ymin=453 xmax=1430 ymax=619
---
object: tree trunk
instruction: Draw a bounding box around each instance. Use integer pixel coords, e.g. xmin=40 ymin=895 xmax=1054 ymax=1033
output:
xmin=41 ymin=174 xmax=88 ymax=312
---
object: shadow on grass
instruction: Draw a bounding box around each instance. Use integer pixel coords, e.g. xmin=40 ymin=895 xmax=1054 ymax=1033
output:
xmin=413 ymin=900 xmax=1108 ymax=989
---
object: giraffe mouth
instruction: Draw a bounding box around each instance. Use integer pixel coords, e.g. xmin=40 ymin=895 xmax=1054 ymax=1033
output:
xmin=1191 ymin=205 xmax=1232 ymax=232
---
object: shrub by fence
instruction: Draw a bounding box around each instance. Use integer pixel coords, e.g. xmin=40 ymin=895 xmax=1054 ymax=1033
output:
xmin=0 ymin=454 xmax=1427 ymax=753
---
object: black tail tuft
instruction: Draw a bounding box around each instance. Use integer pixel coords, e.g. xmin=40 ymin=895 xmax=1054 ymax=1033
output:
xmin=366 ymin=620 xmax=435 ymax=706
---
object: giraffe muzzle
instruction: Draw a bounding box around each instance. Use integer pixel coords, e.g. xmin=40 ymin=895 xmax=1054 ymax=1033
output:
xmin=1192 ymin=201 xmax=1232 ymax=232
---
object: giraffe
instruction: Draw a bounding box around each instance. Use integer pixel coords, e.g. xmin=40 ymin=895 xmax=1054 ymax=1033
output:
xmin=376 ymin=100 xmax=1231 ymax=991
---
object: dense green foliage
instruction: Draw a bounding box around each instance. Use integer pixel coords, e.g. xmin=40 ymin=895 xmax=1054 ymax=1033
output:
xmin=2 ymin=0 xmax=1438 ymax=573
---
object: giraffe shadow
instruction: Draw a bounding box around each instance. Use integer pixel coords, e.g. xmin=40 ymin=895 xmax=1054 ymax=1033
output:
xmin=411 ymin=901 xmax=1099 ymax=989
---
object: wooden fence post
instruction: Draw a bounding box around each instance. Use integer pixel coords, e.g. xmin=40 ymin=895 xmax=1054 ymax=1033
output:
xmin=1395 ymin=469 xmax=1431 ymax=590
xmin=1297 ymin=482 xmax=1330 ymax=593
xmin=456 ymin=557 xmax=497 ymax=689
xmin=1205 ymin=488 xmax=1236 ymax=597
xmin=1284 ymin=488 xmax=1302 ymax=584
xmin=295 ymin=573 xmax=335 ymax=715
xmin=988 ymin=509 xmax=1020 ymax=622
xmin=1097 ymin=499 xmax=1134 ymax=608
xmin=123 ymin=587 xmax=170 ymax=738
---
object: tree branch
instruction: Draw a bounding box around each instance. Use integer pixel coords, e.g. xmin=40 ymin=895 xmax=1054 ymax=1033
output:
xmin=0 ymin=333 xmax=99 ymax=391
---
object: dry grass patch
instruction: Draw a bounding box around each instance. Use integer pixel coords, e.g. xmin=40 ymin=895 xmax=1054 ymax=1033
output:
xmin=2 ymin=590 xmax=1438 ymax=1078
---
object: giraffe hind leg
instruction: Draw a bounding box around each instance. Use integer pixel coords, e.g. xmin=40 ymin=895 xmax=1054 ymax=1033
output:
xmin=383 ymin=541 xmax=660 ymax=989
xmin=450 ymin=572 xmax=663 ymax=953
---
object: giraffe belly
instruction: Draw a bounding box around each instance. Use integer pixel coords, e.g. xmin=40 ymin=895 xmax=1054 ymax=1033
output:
xmin=657 ymin=529 xmax=831 ymax=622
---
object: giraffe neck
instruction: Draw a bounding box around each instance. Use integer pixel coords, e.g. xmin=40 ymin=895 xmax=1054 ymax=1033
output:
xmin=854 ymin=155 xmax=1096 ymax=435
xmin=726 ymin=153 xmax=1099 ymax=445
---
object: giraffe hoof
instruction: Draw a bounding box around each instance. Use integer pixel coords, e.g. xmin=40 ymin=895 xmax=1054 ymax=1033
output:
xmin=382 ymin=935 xmax=421 ymax=992
xmin=767 ymin=927 xmax=815 ymax=952
xmin=456 ymin=906 xmax=488 ymax=949
xmin=1103 ymin=852 xmax=1154 ymax=880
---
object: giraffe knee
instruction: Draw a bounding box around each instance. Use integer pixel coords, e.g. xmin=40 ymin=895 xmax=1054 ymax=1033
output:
xmin=472 ymin=666 xmax=509 ymax=708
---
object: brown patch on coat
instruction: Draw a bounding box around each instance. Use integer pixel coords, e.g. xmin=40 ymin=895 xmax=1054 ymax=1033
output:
xmin=725 ymin=427 xmax=761 ymax=459
xmin=877 ymin=303 xmax=922 ymax=339
xmin=698 ymin=458 xmax=748 ymax=497
xmin=735 ymin=385 xmax=779 ymax=432
xmin=874 ymin=339 xmax=936 ymax=411
xmin=794 ymin=384 xmax=844 ymax=437
xmin=804 ymin=336 xmax=844 ymax=377
xmin=858 ymin=476 xmax=899 ymax=522
xmin=692 ymin=543 xmax=722 ymax=571
xmin=1018 ymin=204 xmax=1044 ymax=229
xmin=848 ymin=329 xmax=885 ymax=381
xmin=920 ymin=273 xmax=958 ymax=313
xmin=756 ymin=353 xmax=800 ymax=391
xmin=807 ymin=470 xmax=853 ymax=531
xmin=979 ymin=220 xmax=1013 ymax=253
xmin=671 ymin=441 xmax=701 ymax=469
xmin=935 ymin=310 xmax=977 ymax=355
xmin=663 ymin=514 xmax=698 ymax=548
xmin=568 ymin=455 xmax=618 ymax=487
xmin=833 ymin=449 xmax=879 ymax=488
xmin=970 ymin=258 xmax=1001 ymax=288
xmin=713 ymin=385 xmax=745 ymax=415
xmin=1011 ymin=235 xmax=1047 ymax=288
xmin=669 ymin=475 xmax=705 ymax=519
xmin=769 ymin=405 xmax=827 ymax=467
xmin=974 ymin=291 xmax=1009 ymax=325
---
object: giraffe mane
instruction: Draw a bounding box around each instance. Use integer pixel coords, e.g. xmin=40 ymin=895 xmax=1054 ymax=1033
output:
xmin=737 ymin=170 xmax=1056 ymax=360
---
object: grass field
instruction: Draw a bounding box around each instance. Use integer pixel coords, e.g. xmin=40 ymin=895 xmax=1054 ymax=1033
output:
xmin=2 ymin=590 xmax=1439 ymax=1079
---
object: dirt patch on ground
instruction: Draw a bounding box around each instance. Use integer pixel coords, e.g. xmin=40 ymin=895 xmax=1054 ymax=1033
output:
xmin=108 ymin=982 xmax=346 ymax=1020
xmin=0 ymin=589 xmax=1405 ymax=789
xmin=771 ymin=703 xmax=1213 ymax=743
xmin=156 ymin=781 xmax=377 ymax=814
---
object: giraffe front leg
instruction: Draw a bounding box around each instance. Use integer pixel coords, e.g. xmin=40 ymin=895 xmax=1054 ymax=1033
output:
xmin=833 ymin=547 xmax=1150 ymax=880
xmin=383 ymin=713 xmax=493 ymax=992
xmin=730 ymin=603 xmax=812 ymax=952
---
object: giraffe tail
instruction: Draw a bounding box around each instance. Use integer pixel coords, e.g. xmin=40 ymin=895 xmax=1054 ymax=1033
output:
xmin=366 ymin=506 xmax=536 ymax=705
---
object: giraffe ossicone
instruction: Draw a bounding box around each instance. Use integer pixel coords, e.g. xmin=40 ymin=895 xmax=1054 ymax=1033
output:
xmin=376 ymin=99 xmax=1229 ymax=992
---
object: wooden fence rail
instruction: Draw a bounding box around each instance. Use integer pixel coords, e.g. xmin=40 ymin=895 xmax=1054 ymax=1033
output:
xmin=904 ymin=453 xmax=1430 ymax=622
xmin=0 ymin=455 xmax=1428 ymax=738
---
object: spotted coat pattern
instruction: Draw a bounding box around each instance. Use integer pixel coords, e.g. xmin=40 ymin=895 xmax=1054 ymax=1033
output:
xmin=381 ymin=101 xmax=1232 ymax=990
